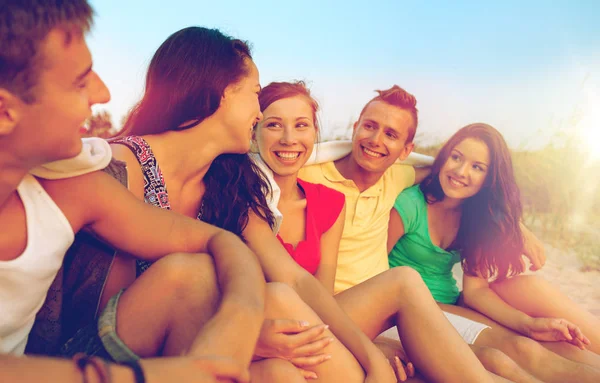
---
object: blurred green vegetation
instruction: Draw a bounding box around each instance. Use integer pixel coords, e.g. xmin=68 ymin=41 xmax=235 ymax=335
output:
xmin=414 ymin=136 xmax=600 ymax=271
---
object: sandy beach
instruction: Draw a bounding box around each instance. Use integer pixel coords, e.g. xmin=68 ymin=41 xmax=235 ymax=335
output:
xmin=452 ymin=243 xmax=600 ymax=319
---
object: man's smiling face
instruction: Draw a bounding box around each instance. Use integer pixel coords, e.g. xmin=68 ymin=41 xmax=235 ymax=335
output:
xmin=350 ymin=100 xmax=415 ymax=174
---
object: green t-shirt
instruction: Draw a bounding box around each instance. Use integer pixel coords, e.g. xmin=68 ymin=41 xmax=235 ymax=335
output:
xmin=388 ymin=185 xmax=461 ymax=304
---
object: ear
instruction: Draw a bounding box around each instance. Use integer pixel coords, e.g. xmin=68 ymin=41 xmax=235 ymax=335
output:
xmin=0 ymin=89 xmax=22 ymax=137
xmin=398 ymin=141 xmax=415 ymax=161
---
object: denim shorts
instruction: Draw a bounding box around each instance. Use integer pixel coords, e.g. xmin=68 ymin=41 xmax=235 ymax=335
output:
xmin=60 ymin=290 xmax=140 ymax=362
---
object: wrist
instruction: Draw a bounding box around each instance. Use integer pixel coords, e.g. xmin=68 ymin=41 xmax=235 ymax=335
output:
xmin=364 ymin=343 xmax=388 ymax=372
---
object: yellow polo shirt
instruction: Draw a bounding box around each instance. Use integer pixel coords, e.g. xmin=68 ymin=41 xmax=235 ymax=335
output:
xmin=299 ymin=161 xmax=415 ymax=294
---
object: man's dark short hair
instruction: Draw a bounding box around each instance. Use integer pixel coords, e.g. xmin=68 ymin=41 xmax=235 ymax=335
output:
xmin=0 ymin=0 xmax=93 ymax=103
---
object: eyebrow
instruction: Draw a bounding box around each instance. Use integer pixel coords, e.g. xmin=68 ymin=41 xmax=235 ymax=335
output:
xmin=73 ymin=64 xmax=93 ymax=84
xmin=453 ymin=148 xmax=489 ymax=166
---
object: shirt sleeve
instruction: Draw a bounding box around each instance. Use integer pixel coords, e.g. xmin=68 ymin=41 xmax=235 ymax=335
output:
xmin=315 ymin=183 xmax=345 ymax=234
xmin=393 ymin=186 xmax=420 ymax=234
xmin=389 ymin=164 xmax=416 ymax=196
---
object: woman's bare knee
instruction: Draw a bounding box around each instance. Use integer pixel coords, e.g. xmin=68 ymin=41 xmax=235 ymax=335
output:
xmin=503 ymin=335 xmax=544 ymax=365
xmin=150 ymin=252 xmax=218 ymax=295
xmin=474 ymin=346 xmax=519 ymax=375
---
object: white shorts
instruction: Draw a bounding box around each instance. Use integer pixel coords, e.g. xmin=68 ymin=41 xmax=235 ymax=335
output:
xmin=377 ymin=312 xmax=489 ymax=345
xmin=443 ymin=311 xmax=490 ymax=344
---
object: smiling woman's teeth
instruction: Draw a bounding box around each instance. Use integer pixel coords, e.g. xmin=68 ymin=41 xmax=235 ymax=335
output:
xmin=449 ymin=177 xmax=465 ymax=187
xmin=275 ymin=152 xmax=300 ymax=159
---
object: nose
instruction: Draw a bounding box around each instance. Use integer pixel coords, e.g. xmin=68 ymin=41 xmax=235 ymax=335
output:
xmin=367 ymin=128 xmax=383 ymax=147
xmin=89 ymin=71 xmax=111 ymax=105
xmin=256 ymin=110 xmax=264 ymax=123
xmin=455 ymin=162 xmax=469 ymax=178
xmin=280 ymin=126 xmax=297 ymax=145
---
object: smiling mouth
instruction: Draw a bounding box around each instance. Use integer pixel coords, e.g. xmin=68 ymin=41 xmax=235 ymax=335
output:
xmin=361 ymin=146 xmax=386 ymax=158
xmin=274 ymin=151 xmax=302 ymax=161
xmin=448 ymin=176 xmax=467 ymax=187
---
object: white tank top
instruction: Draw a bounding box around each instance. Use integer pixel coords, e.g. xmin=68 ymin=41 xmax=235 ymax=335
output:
xmin=0 ymin=174 xmax=74 ymax=355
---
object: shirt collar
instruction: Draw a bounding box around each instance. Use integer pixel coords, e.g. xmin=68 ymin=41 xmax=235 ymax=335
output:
xmin=322 ymin=161 xmax=383 ymax=197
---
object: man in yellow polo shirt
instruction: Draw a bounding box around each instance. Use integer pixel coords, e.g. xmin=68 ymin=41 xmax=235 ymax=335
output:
xmin=300 ymin=85 xmax=427 ymax=294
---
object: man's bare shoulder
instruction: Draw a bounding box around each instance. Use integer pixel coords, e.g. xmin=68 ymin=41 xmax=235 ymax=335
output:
xmin=39 ymin=171 xmax=118 ymax=233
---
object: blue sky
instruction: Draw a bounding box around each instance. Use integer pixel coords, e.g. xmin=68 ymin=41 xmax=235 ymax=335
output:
xmin=87 ymin=0 xmax=600 ymax=149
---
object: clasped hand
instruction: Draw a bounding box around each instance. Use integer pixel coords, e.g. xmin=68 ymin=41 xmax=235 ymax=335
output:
xmin=254 ymin=319 xmax=334 ymax=380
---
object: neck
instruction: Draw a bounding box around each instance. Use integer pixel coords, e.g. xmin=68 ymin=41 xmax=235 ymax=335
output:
xmin=436 ymin=194 xmax=463 ymax=212
xmin=334 ymin=154 xmax=383 ymax=192
xmin=273 ymin=172 xmax=300 ymax=201
xmin=142 ymin=118 xmax=238 ymax=188
xmin=0 ymin=150 xmax=32 ymax=207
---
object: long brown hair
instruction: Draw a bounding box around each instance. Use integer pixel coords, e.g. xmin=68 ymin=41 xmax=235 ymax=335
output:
xmin=420 ymin=123 xmax=524 ymax=280
xmin=118 ymin=27 xmax=274 ymax=237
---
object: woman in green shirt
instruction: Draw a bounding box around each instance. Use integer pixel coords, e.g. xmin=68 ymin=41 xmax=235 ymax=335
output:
xmin=388 ymin=123 xmax=600 ymax=381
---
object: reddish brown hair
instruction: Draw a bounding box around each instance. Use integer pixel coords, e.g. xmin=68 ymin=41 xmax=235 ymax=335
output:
xmin=420 ymin=123 xmax=525 ymax=281
xmin=258 ymin=81 xmax=320 ymax=134
xmin=358 ymin=85 xmax=419 ymax=143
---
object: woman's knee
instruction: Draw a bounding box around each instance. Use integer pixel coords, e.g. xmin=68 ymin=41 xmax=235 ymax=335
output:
xmin=474 ymin=346 xmax=518 ymax=374
xmin=504 ymin=335 xmax=543 ymax=361
xmin=149 ymin=252 xmax=218 ymax=296
xmin=386 ymin=266 xmax=429 ymax=296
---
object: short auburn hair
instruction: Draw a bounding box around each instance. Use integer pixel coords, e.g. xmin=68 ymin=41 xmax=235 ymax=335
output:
xmin=358 ymin=85 xmax=418 ymax=143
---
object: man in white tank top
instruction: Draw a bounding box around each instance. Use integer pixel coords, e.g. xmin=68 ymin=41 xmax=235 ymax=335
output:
xmin=0 ymin=2 xmax=271 ymax=382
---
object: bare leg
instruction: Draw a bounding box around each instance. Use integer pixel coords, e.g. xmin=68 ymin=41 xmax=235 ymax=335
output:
xmin=114 ymin=252 xmax=222 ymax=357
xmin=441 ymin=304 xmax=600 ymax=383
xmin=489 ymin=373 xmax=515 ymax=383
xmin=471 ymin=345 xmax=542 ymax=383
xmin=250 ymin=359 xmax=305 ymax=383
xmin=263 ymin=282 xmax=364 ymax=383
xmin=491 ymin=275 xmax=600 ymax=354
xmin=334 ymin=266 xmax=493 ymax=383
xmin=542 ymin=341 xmax=600 ymax=367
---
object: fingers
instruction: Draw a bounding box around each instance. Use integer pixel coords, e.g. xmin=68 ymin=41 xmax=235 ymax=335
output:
xmin=269 ymin=318 xmax=312 ymax=334
xmin=291 ymin=336 xmax=334 ymax=358
xmin=290 ymin=353 xmax=332 ymax=368
xmin=552 ymin=320 xmax=573 ymax=341
xmin=393 ymin=356 xmax=408 ymax=382
xmin=298 ymin=368 xmax=318 ymax=380
xmin=286 ymin=324 xmax=330 ymax=348
xmin=568 ymin=337 xmax=586 ymax=350
xmin=566 ymin=322 xmax=587 ymax=344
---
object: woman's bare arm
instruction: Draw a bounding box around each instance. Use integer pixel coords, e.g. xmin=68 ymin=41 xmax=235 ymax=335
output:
xmin=387 ymin=208 xmax=406 ymax=254
xmin=314 ymin=203 xmax=345 ymax=295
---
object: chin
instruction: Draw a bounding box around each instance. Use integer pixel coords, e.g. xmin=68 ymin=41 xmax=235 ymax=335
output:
xmin=64 ymin=139 xmax=84 ymax=158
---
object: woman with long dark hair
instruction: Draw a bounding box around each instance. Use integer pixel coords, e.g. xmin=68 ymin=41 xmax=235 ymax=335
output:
xmin=387 ymin=123 xmax=600 ymax=381
xmin=103 ymin=26 xmax=398 ymax=382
